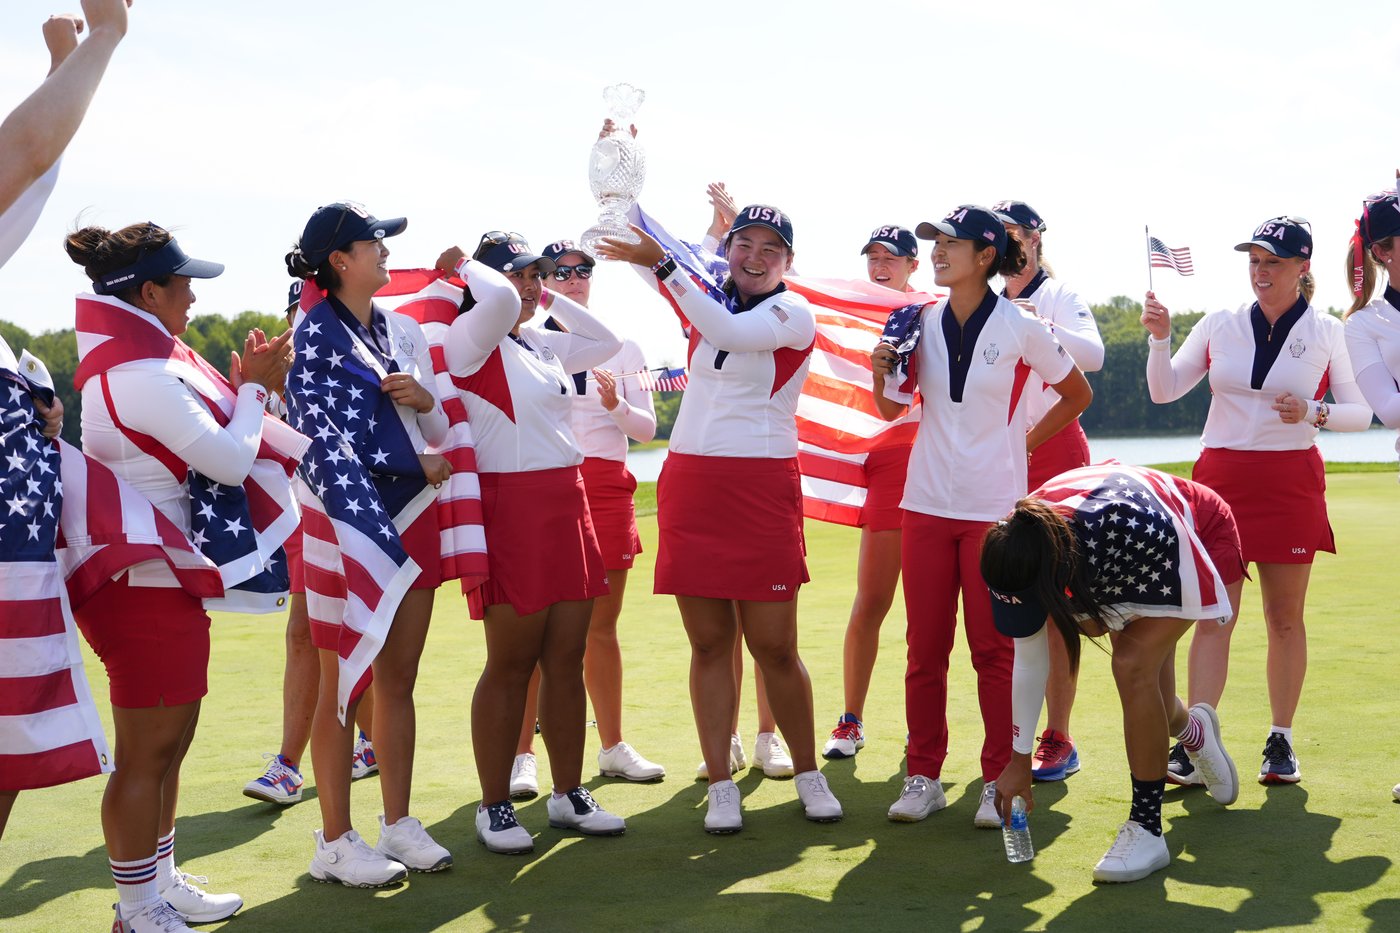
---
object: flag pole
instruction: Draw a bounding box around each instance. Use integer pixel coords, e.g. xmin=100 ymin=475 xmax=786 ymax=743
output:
xmin=1145 ymin=225 xmax=1155 ymax=293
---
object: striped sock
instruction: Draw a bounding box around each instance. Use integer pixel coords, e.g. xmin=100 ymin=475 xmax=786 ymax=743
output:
xmin=156 ymin=828 xmax=180 ymax=890
xmin=110 ymin=853 xmax=160 ymax=918
xmin=1176 ymin=711 xmax=1205 ymax=752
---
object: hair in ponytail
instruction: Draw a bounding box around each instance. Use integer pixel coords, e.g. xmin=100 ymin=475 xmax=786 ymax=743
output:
xmin=285 ymin=244 xmax=341 ymax=293
xmin=1347 ymin=236 xmax=1395 ymax=317
xmin=65 ymin=222 xmax=173 ymax=306
xmin=980 ymin=498 xmax=1110 ymax=673
xmin=984 ymin=227 xmax=1028 ymax=281
xmin=1299 ymin=269 xmax=1316 ymax=305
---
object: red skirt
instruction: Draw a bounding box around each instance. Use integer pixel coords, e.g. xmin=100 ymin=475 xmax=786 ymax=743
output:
xmin=861 ymin=444 xmax=911 ymax=532
xmin=466 ymin=465 xmax=608 ymax=620
xmin=74 ymin=574 xmax=211 ymax=709
xmin=1192 ymin=446 xmax=1334 ymax=565
xmin=580 ymin=456 xmax=643 ymax=571
xmin=308 ymin=505 xmax=441 ymax=651
xmin=1028 ymin=419 xmax=1091 ymax=491
xmin=655 ymin=453 xmax=809 ymax=601
xmin=1174 ymin=477 xmax=1246 ymax=586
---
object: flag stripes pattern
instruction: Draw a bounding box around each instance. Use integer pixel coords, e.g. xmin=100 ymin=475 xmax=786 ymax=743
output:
xmin=1148 ymin=237 xmax=1195 ymax=276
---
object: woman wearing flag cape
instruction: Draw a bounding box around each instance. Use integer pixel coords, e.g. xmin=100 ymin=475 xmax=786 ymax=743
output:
xmin=284 ymin=202 xmax=457 ymax=886
xmin=982 ymin=463 xmax=1242 ymax=883
xmin=68 ymin=221 xmax=300 ymax=932
xmin=1143 ymin=216 xmax=1372 ymax=789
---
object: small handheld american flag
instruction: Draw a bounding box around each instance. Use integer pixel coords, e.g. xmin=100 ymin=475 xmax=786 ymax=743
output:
xmin=1145 ymin=227 xmax=1194 ymax=288
xmin=638 ymin=366 xmax=688 ymax=392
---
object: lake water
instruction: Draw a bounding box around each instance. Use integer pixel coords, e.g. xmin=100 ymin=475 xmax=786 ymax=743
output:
xmin=625 ymin=427 xmax=1400 ymax=483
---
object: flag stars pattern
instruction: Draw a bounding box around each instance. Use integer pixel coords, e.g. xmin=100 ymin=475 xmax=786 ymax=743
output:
xmin=1071 ymin=473 xmax=1183 ymax=609
xmin=2 ymin=375 xmax=62 ymax=558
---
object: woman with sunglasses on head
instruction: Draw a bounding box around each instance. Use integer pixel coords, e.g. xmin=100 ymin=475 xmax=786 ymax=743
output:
xmin=440 ymin=230 xmax=625 ymax=853
xmin=871 ymin=205 xmax=1091 ymax=828
xmin=286 ymin=202 xmax=455 ymax=886
xmin=1143 ymin=215 xmax=1372 ymax=787
xmin=67 ymin=222 xmax=294 ymax=931
xmin=1339 ymin=189 xmax=1400 ymax=803
xmin=984 ymin=464 xmax=1241 ymax=883
xmin=503 ymin=239 xmax=666 ymax=799
xmin=821 ymin=224 xmax=922 ymax=761
xmin=992 ymin=200 xmax=1105 ymax=783
xmin=598 ymin=206 xmax=842 ymax=834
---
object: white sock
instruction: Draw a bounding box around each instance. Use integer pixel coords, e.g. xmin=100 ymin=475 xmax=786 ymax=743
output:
xmin=111 ymin=853 xmax=160 ymax=919
xmin=155 ymin=829 xmax=179 ymax=890
xmin=1270 ymin=725 xmax=1294 ymax=744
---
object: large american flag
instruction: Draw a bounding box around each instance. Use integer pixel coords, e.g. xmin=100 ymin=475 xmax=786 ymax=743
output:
xmin=1032 ymin=463 xmax=1232 ymax=627
xmin=628 ymin=204 xmax=936 ymax=526
xmin=369 ymin=269 xmax=489 ymax=591
xmin=73 ymin=294 xmax=306 ymax=612
xmin=2 ymin=341 xmax=221 ymax=792
xmin=1148 ymin=236 xmax=1195 ymax=276
xmin=287 ymin=293 xmax=441 ymax=723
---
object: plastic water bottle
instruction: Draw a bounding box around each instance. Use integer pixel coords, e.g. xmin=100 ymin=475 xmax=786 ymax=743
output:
xmin=1003 ymin=796 xmax=1034 ymax=863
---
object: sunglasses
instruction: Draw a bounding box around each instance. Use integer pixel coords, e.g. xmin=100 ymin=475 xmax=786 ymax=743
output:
xmin=476 ymin=230 xmax=528 ymax=253
xmin=552 ymin=264 xmax=593 ymax=282
xmin=306 ymin=201 xmax=371 ymax=256
xmin=1265 ymin=215 xmax=1312 ymax=231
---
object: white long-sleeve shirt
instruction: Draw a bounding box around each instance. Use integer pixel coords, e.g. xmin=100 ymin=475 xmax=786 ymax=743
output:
xmin=1344 ymin=289 xmax=1400 ymax=430
xmin=445 ymin=260 xmax=622 ymax=473
xmin=1010 ymin=274 xmax=1104 ymax=425
xmin=0 ymin=159 xmax=59 ymax=269
xmin=1147 ymin=301 xmax=1372 ymax=450
xmin=570 ymin=338 xmax=657 ymax=461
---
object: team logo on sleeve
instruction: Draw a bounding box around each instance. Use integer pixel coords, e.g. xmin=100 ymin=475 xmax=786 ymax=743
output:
xmin=983 ymin=344 xmax=1000 ymax=365
xmin=1288 ymin=337 xmax=1306 ymax=358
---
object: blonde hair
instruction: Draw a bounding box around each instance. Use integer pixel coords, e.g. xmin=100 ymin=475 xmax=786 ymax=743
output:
xmin=1346 ymin=237 xmax=1394 ymax=317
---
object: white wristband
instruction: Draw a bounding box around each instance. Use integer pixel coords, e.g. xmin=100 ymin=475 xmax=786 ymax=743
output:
xmin=1147 ymin=334 xmax=1171 ymax=350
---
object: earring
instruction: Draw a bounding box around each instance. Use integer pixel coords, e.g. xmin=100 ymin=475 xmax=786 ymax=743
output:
xmin=339 ymin=265 xmax=347 ymax=270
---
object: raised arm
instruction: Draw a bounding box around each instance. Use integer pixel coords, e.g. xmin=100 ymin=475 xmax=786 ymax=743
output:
xmin=0 ymin=0 xmax=130 ymax=216
xmin=1142 ymin=292 xmax=1209 ymax=403
xmin=443 ymin=259 xmax=523 ymax=376
xmin=536 ymin=290 xmax=622 ymax=373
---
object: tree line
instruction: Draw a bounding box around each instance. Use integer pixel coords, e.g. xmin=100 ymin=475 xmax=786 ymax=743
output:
xmin=13 ymin=295 xmax=1340 ymax=449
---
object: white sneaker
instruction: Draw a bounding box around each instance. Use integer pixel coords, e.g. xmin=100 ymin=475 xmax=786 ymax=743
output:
xmin=704 ymin=779 xmax=742 ymax=834
xmin=821 ymin=714 xmax=865 ymax=760
xmin=351 ymin=732 xmax=379 ymax=780
xmin=475 ymin=801 xmax=534 ymax=854
xmin=1092 ymin=820 xmax=1171 ymax=883
xmin=794 ymin=770 xmax=843 ymax=822
xmin=510 ymin=752 xmax=539 ymax=800
xmin=546 ymin=786 xmax=626 ymax=836
xmin=1185 ymin=703 xmax=1238 ymax=805
xmin=375 ymin=815 xmax=452 ymax=872
xmin=113 ymin=900 xmax=195 ymax=933
xmin=1392 ymin=782 xmax=1400 ymax=803
xmin=598 ymin=742 xmax=666 ymax=782
xmin=695 ymin=733 xmax=747 ymax=781
xmin=159 ymin=871 xmax=242 ymax=923
xmin=309 ymin=829 xmax=407 ymax=888
xmin=887 ymin=775 xmax=947 ymax=822
xmin=242 ymin=754 xmax=303 ymax=805
xmin=973 ymin=781 xmax=1001 ymax=829
xmin=754 ymin=732 xmax=795 ymax=778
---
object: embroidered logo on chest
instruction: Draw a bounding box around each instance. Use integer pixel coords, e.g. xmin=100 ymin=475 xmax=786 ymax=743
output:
xmin=539 ymin=345 xmax=556 ymax=362
xmin=1288 ymin=337 xmax=1306 ymax=358
xmin=398 ymin=334 xmax=416 ymax=357
xmin=983 ymin=343 xmax=1000 ymax=365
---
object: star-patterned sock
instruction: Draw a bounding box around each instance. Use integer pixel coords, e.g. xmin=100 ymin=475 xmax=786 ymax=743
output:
xmin=1129 ymin=775 xmax=1166 ymax=836
xmin=1176 ymin=710 xmax=1204 ymax=752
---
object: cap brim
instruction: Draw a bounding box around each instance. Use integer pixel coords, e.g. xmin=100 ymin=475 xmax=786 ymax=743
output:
xmin=987 ymin=586 xmax=1049 ymax=638
xmin=860 ymin=240 xmax=911 ymax=257
xmin=1234 ymin=239 xmax=1302 ymax=258
xmin=915 ymin=220 xmax=957 ymax=240
xmin=552 ymin=250 xmax=596 ymax=267
xmin=503 ymin=254 xmax=556 ymax=275
xmin=171 ymin=257 xmax=225 ymax=280
xmin=729 ymin=220 xmax=793 ymax=247
xmin=368 ymin=217 xmax=408 ymax=239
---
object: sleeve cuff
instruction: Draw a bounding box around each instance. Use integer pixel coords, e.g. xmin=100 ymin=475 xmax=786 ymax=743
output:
xmin=1147 ymin=334 xmax=1171 ymax=350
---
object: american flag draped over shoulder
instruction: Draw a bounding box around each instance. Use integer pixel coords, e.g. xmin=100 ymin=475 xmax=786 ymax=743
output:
xmin=1148 ymin=236 xmax=1195 ymax=276
xmin=1 ymin=341 xmax=220 ymax=792
xmin=287 ymin=292 xmax=439 ymax=724
xmin=1033 ymin=463 xmax=1232 ymax=629
xmin=371 ymin=269 xmax=488 ymax=592
xmin=626 ymin=204 xmax=939 ymax=526
xmin=73 ymin=294 xmax=307 ymax=612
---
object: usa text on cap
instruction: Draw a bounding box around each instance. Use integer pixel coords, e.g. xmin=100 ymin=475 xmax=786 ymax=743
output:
xmin=991 ymin=200 xmax=1046 ymax=231
xmin=473 ymin=231 xmax=557 ymax=275
xmin=861 ymin=225 xmax=918 ymax=257
xmin=986 ymin=583 xmax=1049 ymax=638
xmin=542 ymin=239 xmax=596 ymax=267
xmin=1234 ymin=216 xmax=1312 ymax=259
xmin=729 ymin=204 xmax=794 ymax=248
xmin=915 ymin=205 xmax=1008 ymax=257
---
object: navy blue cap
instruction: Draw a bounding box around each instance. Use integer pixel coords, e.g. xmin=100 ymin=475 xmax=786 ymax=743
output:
xmin=473 ymin=232 xmax=556 ymax=275
xmin=542 ymin=238 xmax=595 ymax=268
xmin=992 ymin=200 xmax=1046 ymax=231
xmin=1234 ymin=216 xmax=1312 ymax=259
xmin=916 ymin=205 xmax=1008 ymax=257
xmin=93 ymin=237 xmax=224 ymax=295
xmin=861 ymin=225 xmax=918 ymax=258
xmin=987 ymin=583 xmax=1048 ymax=638
xmin=298 ymin=202 xmax=406 ymax=268
xmin=284 ymin=280 xmax=304 ymax=314
xmin=729 ymin=204 xmax=794 ymax=248
xmin=1361 ymin=194 xmax=1400 ymax=248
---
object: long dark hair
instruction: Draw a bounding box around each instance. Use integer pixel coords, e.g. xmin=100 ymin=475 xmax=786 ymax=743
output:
xmin=980 ymin=228 xmax=1029 ymax=282
xmin=980 ymin=497 xmax=1110 ymax=673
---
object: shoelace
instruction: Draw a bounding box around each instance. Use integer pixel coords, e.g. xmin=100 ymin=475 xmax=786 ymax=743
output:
xmin=149 ymin=902 xmax=194 ymax=933
xmin=831 ymin=720 xmax=861 ymax=741
xmin=171 ymin=872 xmax=210 ymax=894
xmin=902 ymin=776 xmax=932 ymax=798
xmin=798 ymin=775 xmax=831 ymax=799
xmin=710 ymin=784 xmax=737 ymax=807
xmin=568 ymin=787 xmax=600 ymax=811
xmin=1107 ymin=823 xmax=1140 ymax=857
xmin=982 ymin=783 xmax=997 ymax=804
xmin=1262 ymin=734 xmax=1293 ymax=767
xmin=487 ymin=802 xmax=520 ymax=830
xmin=1034 ymin=734 xmax=1070 ymax=762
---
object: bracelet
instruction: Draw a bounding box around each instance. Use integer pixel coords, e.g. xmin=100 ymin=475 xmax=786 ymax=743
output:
xmin=1313 ymin=400 xmax=1330 ymax=429
xmin=652 ymin=254 xmax=677 ymax=280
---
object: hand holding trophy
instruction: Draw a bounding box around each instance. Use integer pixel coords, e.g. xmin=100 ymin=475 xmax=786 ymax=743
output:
xmin=581 ymin=83 xmax=647 ymax=258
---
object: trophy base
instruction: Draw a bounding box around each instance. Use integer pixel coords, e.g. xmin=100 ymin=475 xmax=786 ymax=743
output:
xmin=581 ymin=221 xmax=639 ymax=260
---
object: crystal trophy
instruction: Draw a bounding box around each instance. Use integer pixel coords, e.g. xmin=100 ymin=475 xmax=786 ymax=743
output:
xmin=581 ymin=83 xmax=647 ymax=257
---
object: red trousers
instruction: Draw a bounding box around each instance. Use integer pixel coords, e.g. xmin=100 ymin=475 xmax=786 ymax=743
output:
xmin=901 ymin=511 xmax=1012 ymax=783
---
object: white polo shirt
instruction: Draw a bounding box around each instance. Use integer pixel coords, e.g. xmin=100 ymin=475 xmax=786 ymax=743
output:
xmin=900 ymin=293 xmax=1075 ymax=521
xmin=655 ymin=268 xmax=816 ymax=459
xmin=570 ymin=338 xmax=657 ymax=462
xmin=1009 ymin=274 xmax=1103 ymax=425
xmin=1147 ymin=301 xmax=1372 ymax=450
xmin=1344 ymin=290 xmax=1400 ymax=430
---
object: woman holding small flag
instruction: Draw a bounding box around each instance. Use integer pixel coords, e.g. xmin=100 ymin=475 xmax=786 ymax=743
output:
xmin=1339 ymin=187 xmax=1400 ymax=802
xmin=285 ymin=202 xmax=455 ymax=886
xmin=68 ymin=221 xmax=299 ymax=931
xmin=1143 ymin=215 xmax=1372 ymax=787
xmin=871 ymin=205 xmax=1091 ymax=829
xmin=983 ymin=463 xmax=1242 ymax=883
xmin=441 ymin=230 xmax=626 ymax=854
xmin=598 ymin=205 xmax=845 ymax=834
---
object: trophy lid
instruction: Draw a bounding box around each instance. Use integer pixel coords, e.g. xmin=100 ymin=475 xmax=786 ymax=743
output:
xmin=602 ymin=83 xmax=645 ymax=121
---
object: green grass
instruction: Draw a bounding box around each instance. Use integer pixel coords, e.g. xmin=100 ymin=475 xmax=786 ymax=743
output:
xmin=4 ymin=475 xmax=1400 ymax=931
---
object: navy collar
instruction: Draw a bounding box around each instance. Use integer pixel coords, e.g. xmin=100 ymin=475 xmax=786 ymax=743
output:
xmin=725 ymin=281 xmax=787 ymax=314
xmin=1003 ymin=269 xmax=1048 ymax=302
xmin=1247 ymin=295 xmax=1308 ymax=390
xmin=328 ymin=295 xmax=397 ymax=372
xmin=940 ymin=289 xmax=1000 ymax=404
xmin=1384 ymin=284 xmax=1400 ymax=314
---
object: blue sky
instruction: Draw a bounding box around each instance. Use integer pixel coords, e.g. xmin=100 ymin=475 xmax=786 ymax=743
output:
xmin=1 ymin=0 xmax=1395 ymax=365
